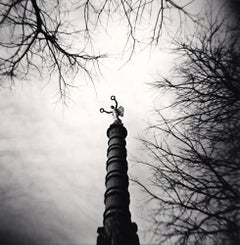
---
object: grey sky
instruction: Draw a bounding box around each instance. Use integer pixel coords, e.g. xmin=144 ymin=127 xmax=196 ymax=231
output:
xmin=0 ymin=43 xmax=174 ymax=244
xmin=0 ymin=0 xmax=230 ymax=244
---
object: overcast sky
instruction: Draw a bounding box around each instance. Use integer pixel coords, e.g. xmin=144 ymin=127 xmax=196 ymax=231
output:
xmin=0 ymin=1 xmax=229 ymax=244
xmin=0 ymin=36 xmax=175 ymax=244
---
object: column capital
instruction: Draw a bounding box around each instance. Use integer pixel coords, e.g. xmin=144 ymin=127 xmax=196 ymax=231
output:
xmin=107 ymin=123 xmax=127 ymax=139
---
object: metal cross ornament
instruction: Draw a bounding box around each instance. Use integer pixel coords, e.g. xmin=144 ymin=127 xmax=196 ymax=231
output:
xmin=100 ymin=96 xmax=124 ymax=124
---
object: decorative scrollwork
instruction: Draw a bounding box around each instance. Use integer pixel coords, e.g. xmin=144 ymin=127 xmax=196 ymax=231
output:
xmin=100 ymin=96 xmax=124 ymax=124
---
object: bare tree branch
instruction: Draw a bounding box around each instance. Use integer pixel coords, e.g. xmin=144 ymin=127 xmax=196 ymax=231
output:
xmin=0 ymin=0 xmax=102 ymax=99
xmin=136 ymin=9 xmax=240 ymax=245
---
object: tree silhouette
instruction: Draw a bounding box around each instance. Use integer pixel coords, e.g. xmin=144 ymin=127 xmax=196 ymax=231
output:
xmin=0 ymin=0 xmax=102 ymax=98
xmin=136 ymin=12 xmax=240 ymax=245
xmin=0 ymin=0 xmax=197 ymax=97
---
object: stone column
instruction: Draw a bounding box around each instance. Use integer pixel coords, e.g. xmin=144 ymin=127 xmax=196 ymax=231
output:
xmin=97 ymin=122 xmax=140 ymax=245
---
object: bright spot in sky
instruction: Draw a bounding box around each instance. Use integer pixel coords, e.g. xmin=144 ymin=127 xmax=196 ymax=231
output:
xmin=0 ymin=35 xmax=173 ymax=244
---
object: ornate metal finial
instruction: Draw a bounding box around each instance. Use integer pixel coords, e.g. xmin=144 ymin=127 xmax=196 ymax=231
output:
xmin=100 ymin=95 xmax=124 ymax=124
